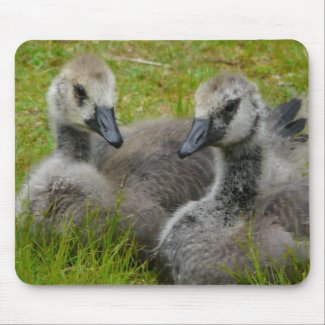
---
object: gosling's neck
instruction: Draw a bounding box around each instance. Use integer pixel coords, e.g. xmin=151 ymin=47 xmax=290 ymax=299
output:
xmin=217 ymin=143 xmax=263 ymax=210
xmin=55 ymin=123 xmax=91 ymax=162
xmin=207 ymin=120 xmax=264 ymax=224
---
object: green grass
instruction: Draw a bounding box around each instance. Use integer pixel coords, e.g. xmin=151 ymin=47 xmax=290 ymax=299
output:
xmin=16 ymin=206 xmax=157 ymax=285
xmin=16 ymin=40 xmax=309 ymax=285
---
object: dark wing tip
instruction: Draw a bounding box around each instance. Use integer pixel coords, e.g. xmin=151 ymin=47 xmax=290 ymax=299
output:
xmin=280 ymin=118 xmax=307 ymax=138
xmin=273 ymin=98 xmax=303 ymax=130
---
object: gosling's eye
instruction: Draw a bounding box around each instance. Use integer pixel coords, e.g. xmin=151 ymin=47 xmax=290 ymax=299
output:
xmin=224 ymin=98 xmax=240 ymax=113
xmin=74 ymin=84 xmax=88 ymax=103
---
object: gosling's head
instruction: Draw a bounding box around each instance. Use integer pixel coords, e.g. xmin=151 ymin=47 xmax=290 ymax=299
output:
xmin=178 ymin=74 xmax=266 ymax=158
xmin=47 ymin=55 xmax=123 ymax=148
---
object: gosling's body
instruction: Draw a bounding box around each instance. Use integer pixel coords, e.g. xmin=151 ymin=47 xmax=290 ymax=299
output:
xmin=156 ymin=178 xmax=309 ymax=284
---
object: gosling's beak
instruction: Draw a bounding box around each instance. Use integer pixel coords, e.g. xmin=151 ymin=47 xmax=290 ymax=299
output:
xmin=86 ymin=106 xmax=123 ymax=148
xmin=178 ymin=118 xmax=215 ymax=159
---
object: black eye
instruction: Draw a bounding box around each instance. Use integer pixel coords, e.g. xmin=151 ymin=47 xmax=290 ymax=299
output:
xmin=74 ymin=84 xmax=87 ymax=101
xmin=224 ymin=98 xmax=240 ymax=113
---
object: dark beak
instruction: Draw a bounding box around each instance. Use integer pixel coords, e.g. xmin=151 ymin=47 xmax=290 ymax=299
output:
xmin=85 ymin=106 xmax=123 ymax=148
xmin=178 ymin=118 xmax=217 ymax=159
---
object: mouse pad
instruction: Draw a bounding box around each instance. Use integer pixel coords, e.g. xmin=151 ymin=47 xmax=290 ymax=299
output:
xmin=15 ymin=40 xmax=309 ymax=285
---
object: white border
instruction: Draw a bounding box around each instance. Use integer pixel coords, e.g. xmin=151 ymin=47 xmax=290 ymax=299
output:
xmin=0 ymin=0 xmax=324 ymax=324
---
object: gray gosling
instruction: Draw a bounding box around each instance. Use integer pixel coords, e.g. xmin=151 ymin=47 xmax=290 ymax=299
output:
xmin=155 ymin=74 xmax=308 ymax=284
xmin=16 ymin=55 xmax=123 ymax=233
